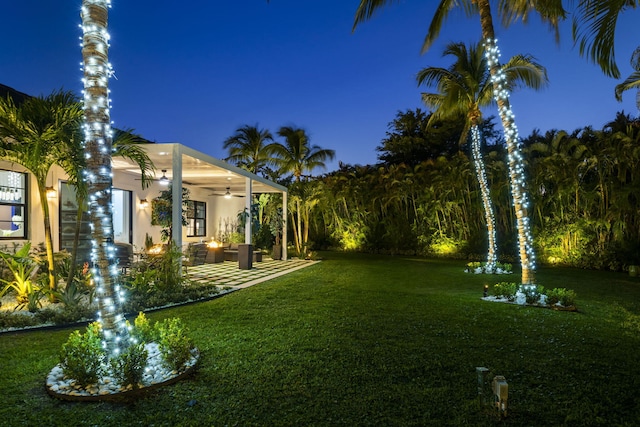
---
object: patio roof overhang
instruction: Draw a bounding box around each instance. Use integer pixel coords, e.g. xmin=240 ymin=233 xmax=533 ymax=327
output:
xmin=112 ymin=143 xmax=287 ymax=196
xmin=112 ymin=142 xmax=288 ymax=259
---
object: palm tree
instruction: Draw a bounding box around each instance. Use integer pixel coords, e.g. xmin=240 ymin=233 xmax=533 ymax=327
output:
xmin=223 ymin=125 xmax=277 ymax=175
xmin=615 ymin=47 xmax=640 ymax=114
xmin=62 ymin=128 xmax=155 ymax=286
xmin=571 ymin=0 xmax=639 ymax=79
xmin=0 ymin=90 xmax=83 ymax=295
xmin=417 ymin=41 xmax=548 ymax=271
xmin=354 ymin=0 xmax=565 ymax=286
xmin=81 ymin=0 xmax=131 ymax=356
xmin=272 ymin=126 xmax=335 ymax=253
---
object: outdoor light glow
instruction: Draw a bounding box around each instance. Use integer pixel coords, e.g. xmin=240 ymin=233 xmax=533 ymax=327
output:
xmin=484 ymin=38 xmax=536 ymax=286
xmin=80 ymin=0 xmax=132 ymax=358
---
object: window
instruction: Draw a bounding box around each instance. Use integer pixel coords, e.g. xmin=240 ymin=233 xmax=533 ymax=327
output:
xmin=60 ymin=184 xmax=132 ymax=263
xmin=187 ymin=200 xmax=206 ymax=237
xmin=112 ymin=189 xmax=132 ymax=244
xmin=0 ymin=170 xmax=27 ymax=239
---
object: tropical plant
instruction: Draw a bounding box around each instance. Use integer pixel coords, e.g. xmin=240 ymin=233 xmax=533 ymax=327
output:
xmin=223 ymin=124 xmax=278 ymax=175
xmin=61 ymin=128 xmax=155 ymax=286
xmin=571 ymin=0 xmax=638 ymax=79
xmin=151 ymin=186 xmax=190 ymax=242
xmin=0 ymin=90 xmax=83 ymax=294
xmin=0 ymin=242 xmax=40 ymax=308
xmin=272 ymin=126 xmax=335 ymax=253
xmin=354 ymin=0 xmax=567 ymax=286
xmin=614 ymin=46 xmax=640 ymax=113
xmin=417 ymin=40 xmax=548 ymax=271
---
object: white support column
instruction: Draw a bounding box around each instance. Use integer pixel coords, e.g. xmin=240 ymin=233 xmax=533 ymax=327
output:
xmin=245 ymin=177 xmax=252 ymax=244
xmin=282 ymin=191 xmax=288 ymax=260
xmin=172 ymin=144 xmax=183 ymax=251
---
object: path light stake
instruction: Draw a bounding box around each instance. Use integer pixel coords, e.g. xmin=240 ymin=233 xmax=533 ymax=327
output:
xmin=476 ymin=367 xmax=490 ymax=406
xmin=492 ymin=375 xmax=508 ymax=417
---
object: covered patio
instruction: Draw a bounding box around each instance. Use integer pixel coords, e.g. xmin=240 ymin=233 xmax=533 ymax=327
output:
xmin=111 ymin=142 xmax=288 ymax=260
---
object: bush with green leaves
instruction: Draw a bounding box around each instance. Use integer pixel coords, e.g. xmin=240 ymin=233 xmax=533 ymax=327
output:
xmin=0 ymin=242 xmax=41 ymax=308
xmin=132 ymin=311 xmax=156 ymax=342
xmin=109 ymin=342 xmax=148 ymax=389
xmin=546 ymin=288 xmax=577 ymax=307
xmin=156 ymin=317 xmax=196 ymax=372
xmin=59 ymin=322 xmax=105 ymax=387
xmin=522 ymin=285 xmax=545 ymax=305
xmin=493 ymin=282 xmax=518 ymax=301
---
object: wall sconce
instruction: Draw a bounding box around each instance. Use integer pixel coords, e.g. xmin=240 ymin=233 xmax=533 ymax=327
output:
xmin=46 ymin=186 xmax=57 ymax=199
xmin=139 ymin=198 xmax=149 ymax=209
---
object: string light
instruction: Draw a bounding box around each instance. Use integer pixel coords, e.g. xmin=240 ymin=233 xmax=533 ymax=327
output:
xmin=80 ymin=0 xmax=133 ymax=358
xmin=470 ymin=125 xmax=497 ymax=271
xmin=483 ymin=38 xmax=536 ymax=286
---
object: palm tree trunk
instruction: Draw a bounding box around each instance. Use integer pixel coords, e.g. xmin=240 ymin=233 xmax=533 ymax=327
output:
xmin=66 ymin=194 xmax=86 ymax=287
xmin=38 ymin=182 xmax=56 ymax=297
xmin=477 ymin=0 xmax=536 ymax=285
xmin=470 ymin=124 xmax=497 ymax=269
xmin=81 ymin=0 xmax=130 ymax=357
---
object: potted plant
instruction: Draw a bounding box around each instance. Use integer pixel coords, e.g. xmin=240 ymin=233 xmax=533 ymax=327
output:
xmin=269 ymin=208 xmax=284 ymax=260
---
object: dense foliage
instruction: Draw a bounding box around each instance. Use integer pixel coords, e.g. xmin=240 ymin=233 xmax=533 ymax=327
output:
xmin=305 ymin=111 xmax=640 ymax=272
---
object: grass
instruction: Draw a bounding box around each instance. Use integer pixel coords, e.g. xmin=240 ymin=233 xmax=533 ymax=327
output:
xmin=1 ymin=252 xmax=639 ymax=426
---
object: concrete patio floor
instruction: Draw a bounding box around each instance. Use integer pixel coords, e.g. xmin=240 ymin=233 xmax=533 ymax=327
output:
xmin=184 ymin=258 xmax=318 ymax=290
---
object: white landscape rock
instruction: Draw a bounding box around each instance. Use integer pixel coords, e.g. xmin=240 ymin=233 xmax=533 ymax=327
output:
xmin=46 ymin=342 xmax=199 ymax=399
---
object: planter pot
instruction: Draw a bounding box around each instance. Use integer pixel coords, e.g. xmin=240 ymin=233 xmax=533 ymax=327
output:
xmin=271 ymin=244 xmax=282 ymax=260
xmin=629 ymin=265 xmax=639 ymax=277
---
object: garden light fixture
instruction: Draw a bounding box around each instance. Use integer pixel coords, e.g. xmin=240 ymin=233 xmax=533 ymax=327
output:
xmin=492 ymin=375 xmax=508 ymax=416
xmin=46 ymin=186 xmax=57 ymax=199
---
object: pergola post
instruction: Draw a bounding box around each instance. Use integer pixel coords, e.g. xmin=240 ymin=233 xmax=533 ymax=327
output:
xmin=172 ymin=144 xmax=183 ymax=252
xmin=282 ymin=191 xmax=288 ymax=261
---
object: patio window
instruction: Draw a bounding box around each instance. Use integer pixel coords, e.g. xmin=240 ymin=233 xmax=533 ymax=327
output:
xmin=0 ymin=170 xmax=27 ymax=239
xmin=187 ymin=200 xmax=206 ymax=237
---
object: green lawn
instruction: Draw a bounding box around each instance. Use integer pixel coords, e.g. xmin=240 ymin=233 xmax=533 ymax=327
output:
xmin=1 ymin=252 xmax=639 ymax=426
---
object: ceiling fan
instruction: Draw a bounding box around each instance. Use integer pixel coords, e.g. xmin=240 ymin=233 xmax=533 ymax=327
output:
xmin=208 ymin=187 xmax=244 ymax=199
xmin=135 ymin=169 xmax=170 ymax=185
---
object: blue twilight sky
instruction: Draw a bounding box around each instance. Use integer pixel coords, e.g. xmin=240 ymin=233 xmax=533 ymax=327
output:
xmin=1 ymin=1 xmax=638 ymax=172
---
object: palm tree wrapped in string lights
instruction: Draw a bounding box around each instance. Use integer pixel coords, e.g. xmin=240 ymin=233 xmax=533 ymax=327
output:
xmin=80 ymin=0 xmax=132 ymax=357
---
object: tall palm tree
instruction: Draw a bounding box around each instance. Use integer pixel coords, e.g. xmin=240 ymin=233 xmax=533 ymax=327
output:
xmin=223 ymin=125 xmax=277 ymax=175
xmin=81 ymin=0 xmax=131 ymax=356
xmin=614 ymin=47 xmax=640 ymax=114
xmin=272 ymin=126 xmax=335 ymax=253
xmin=417 ymin=41 xmax=548 ymax=271
xmin=354 ymin=0 xmax=565 ymax=286
xmin=0 ymin=90 xmax=83 ymax=295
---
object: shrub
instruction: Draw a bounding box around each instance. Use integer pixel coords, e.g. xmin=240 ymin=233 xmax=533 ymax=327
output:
xmin=132 ymin=312 xmax=156 ymax=342
xmin=156 ymin=318 xmax=195 ymax=372
xmin=493 ymin=282 xmax=517 ymax=301
xmin=110 ymin=342 xmax=148 ymax=389
xmin=59 ymin=322 xmax=105 ymax=387
xmin=546 ymin=288 xmax=577 ymax=307
xmin=522 ymin=285 xmax=545 ymax=305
